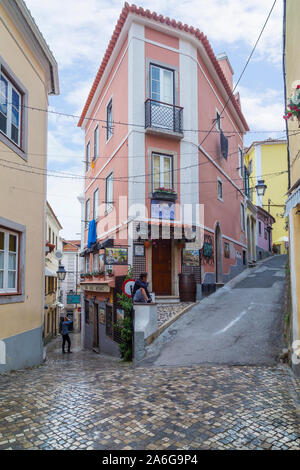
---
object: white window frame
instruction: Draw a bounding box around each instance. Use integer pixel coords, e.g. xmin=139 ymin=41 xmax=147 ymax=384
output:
xmin=94 ymin=126 xmax=99 ymax=159
xmin=93 ymin=188 xmax=99 ymax=220
xmin=0 ymin=72 xmax=21 ymax=147
xmin=106 ymin=98 xmax=113 ymax=142
xmin=93 ymin=253 xmax=98 ymax=272
xmin=217 ymin=177 xmax=223 ymax=202
xmin=150 ymin=64 xmax=175 ymax=105
xmin=152 ymin=153 xmax=173 ymax=191
xmin=105 ymin=172 xmax=113 ymax=213
xmin=216 ymin=109 xmax=221 ymax=133
xmin=239 ymin=146 xmax=244 ymax=178
xmin=85 ymin=256 xmax=90 ymax=273
xmin=241 ymin=203 xmax=245 ymax=232
xmin=85 ymin=199 xmax=90 ymax=229
xmin=85 ymin=141 xmax=90 ymax=172
xmin=0 ymin=229 xmax=19 ymax=294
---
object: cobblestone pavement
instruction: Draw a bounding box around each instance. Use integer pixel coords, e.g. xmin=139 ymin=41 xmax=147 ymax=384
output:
xmin=157 ymin=303 xmax=193 ymax=327
xmin=0 ymin=336 xmax=299 ymax=450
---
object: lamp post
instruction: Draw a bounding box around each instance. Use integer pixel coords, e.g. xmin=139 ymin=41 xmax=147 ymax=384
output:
xmin=255 ymin=179 xmax=267 ymax=197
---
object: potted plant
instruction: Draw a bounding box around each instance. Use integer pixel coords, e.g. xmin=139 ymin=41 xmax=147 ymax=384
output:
xmin=144 ymin=239 xmax=151 ymax=248
xmin=86 ymin=272 xmax=92 ymax=278
xmin=284 ymin=81 xmax=300 ymax=127
xmin=106 ymin=268 xmax=113 ymax=277
xmin=152 ymin=187 xmax=177 ymax=201
xmin=177 ymin=240 xmax=185 ymax=249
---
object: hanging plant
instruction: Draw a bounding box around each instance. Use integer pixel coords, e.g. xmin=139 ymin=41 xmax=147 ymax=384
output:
xmin=284 ymin=81 xmax=300 ymax=126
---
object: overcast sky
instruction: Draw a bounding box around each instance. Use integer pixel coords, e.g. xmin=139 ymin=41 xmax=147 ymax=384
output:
xmin=24 ymin=0 xmax=285 ymax=239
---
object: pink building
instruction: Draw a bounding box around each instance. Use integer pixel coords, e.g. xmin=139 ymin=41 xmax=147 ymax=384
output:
xmin=256 ymin=206 xmax=275 ymax=260
xmin=78 ymin=3 xmax=249 ymax=352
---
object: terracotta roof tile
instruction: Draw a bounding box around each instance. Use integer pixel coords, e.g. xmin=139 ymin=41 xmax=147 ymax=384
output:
xmin=78 ymin=2 xmax=249 ymax=131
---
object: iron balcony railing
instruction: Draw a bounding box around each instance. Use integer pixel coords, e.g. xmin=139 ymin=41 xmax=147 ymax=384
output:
xmin=145 ymin=98 xmax=183 ymax=134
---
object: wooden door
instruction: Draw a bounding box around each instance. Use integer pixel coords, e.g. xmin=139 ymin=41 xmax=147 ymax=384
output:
xmin=93 ymin=305 xmax=99 ymax=349
xmin=152 ymin=239 xmax=172 ymax=295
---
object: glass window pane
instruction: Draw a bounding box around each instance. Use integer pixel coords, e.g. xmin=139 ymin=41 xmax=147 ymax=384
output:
xmin=0 ymin=271 xmax=3 ymax=289
xmin=163 ymin=157 xmax=171 ymax=189
xmin=8 ymin=253 xmax=16 ymax=270
xmin=8 ymin=271 xmax=16 ymax=289
xmin=9 ymin=234 xmax=17 ymax=252
xmin=0 ymin=252 xmax=3 ymax=269
xmin=163 ymin=69 xmax=173 ymax=104
xmin=153 ymin=155 xmax=161 ymax=189
xmin=0 ymin=112 xmax=7 ymax=134
xmin=12 ymin=89 xmax=20 ymax=109
xmin=151 ymin=66 xmax=160 ymax=81
xmin=0 ymin=232 xmax=4 ymax=250
xmin=12 ymin=106 xmax=19 ymax=127
xmin=11 ymin=125 xmax=19 ymax=144
xmin=0 ymin=76 xmax=7 ymax=116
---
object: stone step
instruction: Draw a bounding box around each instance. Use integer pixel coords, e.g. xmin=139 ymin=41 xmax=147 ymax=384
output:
xmin=156 ymin=295 xmax=180 ymax=304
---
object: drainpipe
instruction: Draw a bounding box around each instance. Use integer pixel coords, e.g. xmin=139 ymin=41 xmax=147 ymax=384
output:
xmin=283 ymin=0 xmax=291 ymax=190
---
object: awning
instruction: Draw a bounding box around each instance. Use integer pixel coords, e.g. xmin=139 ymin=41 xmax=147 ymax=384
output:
xmin=285 ymin=185 xmax=300 ymax=216
xmin=45 ymin=268 xmax=57 ymax=277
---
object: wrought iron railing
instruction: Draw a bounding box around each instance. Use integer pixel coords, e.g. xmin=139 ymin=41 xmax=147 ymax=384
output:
xmin=145 ymin=99 xmax=183 ymax=134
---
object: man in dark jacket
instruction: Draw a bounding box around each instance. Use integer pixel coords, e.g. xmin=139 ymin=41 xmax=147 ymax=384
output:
xmin=132 ymin=273 xmax=152 ymax=303
xmin=61 ymin=317 xmax=72 ymax=353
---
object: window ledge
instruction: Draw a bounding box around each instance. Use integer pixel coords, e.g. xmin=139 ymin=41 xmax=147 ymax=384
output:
xmin=0 ymin=293 xmax=25 ymax=304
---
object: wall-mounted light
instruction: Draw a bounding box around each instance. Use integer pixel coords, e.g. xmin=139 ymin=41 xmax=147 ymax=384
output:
xmin=256 ymin=179 xmax=267 ymax=197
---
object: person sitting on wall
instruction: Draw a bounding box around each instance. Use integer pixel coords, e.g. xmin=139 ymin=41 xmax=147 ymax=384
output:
xmin=132 ymin=272 xmax=152 ymax=303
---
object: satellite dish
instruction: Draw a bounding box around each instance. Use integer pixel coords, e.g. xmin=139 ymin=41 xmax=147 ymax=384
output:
xmin=55 ymin=250 xmax=63 ymax=260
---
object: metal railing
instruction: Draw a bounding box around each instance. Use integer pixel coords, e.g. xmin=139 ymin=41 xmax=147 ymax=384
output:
xmin=145 ymin=99 xmax=183 ymax=134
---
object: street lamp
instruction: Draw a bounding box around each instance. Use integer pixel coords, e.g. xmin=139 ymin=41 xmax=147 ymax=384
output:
xmin=57 ymin=262 xmax=67 ymax=281
xmin=255 ymin=179 xmax=267 ymax=197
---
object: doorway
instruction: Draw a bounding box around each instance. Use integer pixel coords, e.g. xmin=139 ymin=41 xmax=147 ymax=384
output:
xmin=93 ymin=304 xmax=99 ymax=351
xmin=214 ymin=223 xmax=222 ymax=283
xmin=152 ymin=239 xmax=172 ymax=295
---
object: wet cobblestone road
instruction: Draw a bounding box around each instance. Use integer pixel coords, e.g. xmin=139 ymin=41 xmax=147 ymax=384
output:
xmin=0 ymin=336 xmax=299 ymax=450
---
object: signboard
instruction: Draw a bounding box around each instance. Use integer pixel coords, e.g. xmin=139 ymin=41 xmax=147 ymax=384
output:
xmin=104 ymin=247 xmax=128 ymax=265
xmin=122 ymin=279 xmax=135 ymax=298
xmin=81 ymin=284 xmax=110 ymax=293
xmin=67 ymin=294 xmax=80 ymax=304
xmin=151 ymin=200 xmax=175 ymax=220
xmin=203 ymin=241 xmax=213 ymax=258
xmin=182 ymin=249 xmax=200 ymax=267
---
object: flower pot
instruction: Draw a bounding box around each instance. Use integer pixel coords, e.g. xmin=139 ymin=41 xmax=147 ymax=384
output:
xmin=177 ymin=243 xmax=185 ymax=249
xmin=152 ymin=191 xmax=177 ymax=202
xmin=144 ymin=241 xmax=151 ymax=248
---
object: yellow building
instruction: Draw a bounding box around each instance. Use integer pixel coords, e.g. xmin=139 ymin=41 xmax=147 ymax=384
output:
xmin=244 ymin=139 xmax=289 ymax=256
xmin=284 ymin=0 xmax=300 ymax=376
xmin=0 ymin=1 xmax=59 ymax=372
xmin=44 ymin=202 xmax=63 ymax=343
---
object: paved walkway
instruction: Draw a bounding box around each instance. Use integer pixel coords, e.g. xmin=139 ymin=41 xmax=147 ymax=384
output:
xmin=0 ymin=255 xmax=299 ymax=450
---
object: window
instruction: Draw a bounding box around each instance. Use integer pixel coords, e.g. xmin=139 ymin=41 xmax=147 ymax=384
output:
xmin=217 ymin=179 xmax=223 ymax=200
xmin=152 ymin=153 xmax=173 ymax=191
xmin=48 ymin=227 xmax=51 ymax=243
xmin=150 ymin=64 xmax=174 ymax=104
xmin=85 ymin=256 xmax=90 ymax=273
xmin=106 ymin=99 xmax=113 ymax=140
xmin=85 ymin=199 xmax=90 ymax=228
xmin=264 ymin=229 xmax=268 ymax=240
xmin=105 ymin=173 xmax=113 ymax=212
xmin=239 ymin=147 xmax=244 ymax=178
xmin=85 ymin=141 xmax=90 ymax=172
xmin=94 ymin=126 xmax=99 ymax=159
xmin=93 ymin=253 xmax=98 ymax=271
xmin=0 ymin=229 xmax=18 ymax=293
xmin=55 ymin=236 xmax=57 ymax=249
xmin=258 ymin=221 xmax=262 ymax=235
xmin=216 ymin=110 xmax=221 ymax=132
xmin=248 ymin=159 xmax=253 ymax=174
xmin=241 ymin=203 xmax=245 ymax=232
xmin=93 ymin=188 xmax=99 ymax=220
xmin=0 ymin=73 xmax=21 ymax=147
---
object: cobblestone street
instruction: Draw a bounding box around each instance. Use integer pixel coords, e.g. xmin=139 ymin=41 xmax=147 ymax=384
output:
xmin=0 ymin=337 xmax=299 ymax=450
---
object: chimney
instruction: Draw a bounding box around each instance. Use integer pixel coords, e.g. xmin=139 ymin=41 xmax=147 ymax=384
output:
xmin=217 ymin=52 xmax=234 ymax=89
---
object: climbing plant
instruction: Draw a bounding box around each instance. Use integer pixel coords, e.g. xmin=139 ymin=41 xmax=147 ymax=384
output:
xmin=115 ymin=266 xmax=133 ymax=361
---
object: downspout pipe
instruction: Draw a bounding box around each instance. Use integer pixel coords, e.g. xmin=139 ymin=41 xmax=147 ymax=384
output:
xmin=283 ymin=0 xmax=291 ymax=190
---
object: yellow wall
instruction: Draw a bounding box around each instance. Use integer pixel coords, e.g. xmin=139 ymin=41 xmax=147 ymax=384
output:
xmin=0 ymin=5 xmax=48 ymax=339
xmin=245 ymin=142 xmax=289 ymax=253
xmin=285 ymin=0 xmax=300 ymax=366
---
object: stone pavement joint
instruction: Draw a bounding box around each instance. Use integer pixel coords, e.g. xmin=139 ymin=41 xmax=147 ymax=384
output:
xmin=0 ymin=341 xmax=299 ymax=450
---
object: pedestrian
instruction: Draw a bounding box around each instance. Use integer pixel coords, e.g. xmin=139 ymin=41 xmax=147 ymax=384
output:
xmin=61 ymin=316 xmax=72 ymax=354
xmin=132 ymin=272 xmax=152 ymax=303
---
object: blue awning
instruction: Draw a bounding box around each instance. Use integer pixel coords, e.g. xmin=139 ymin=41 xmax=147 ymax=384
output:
xmin=87 ymin=219 xmax=97 ymax=248
xmin=285 ymin=185 xmax=300 ymax=216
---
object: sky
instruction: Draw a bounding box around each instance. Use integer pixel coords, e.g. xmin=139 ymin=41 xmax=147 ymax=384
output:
xmin=24 ymin=0 xmax=285 ymax=239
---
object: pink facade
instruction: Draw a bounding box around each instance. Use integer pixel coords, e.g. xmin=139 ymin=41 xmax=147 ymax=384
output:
xmin=79 ymin=2 xmax=249 ymax=337
xmin=256 ymin=206 xmax=275 ymax=259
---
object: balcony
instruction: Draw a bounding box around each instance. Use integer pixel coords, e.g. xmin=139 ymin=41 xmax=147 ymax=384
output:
xmin=145 ymin=99 xmax=183 ymax=140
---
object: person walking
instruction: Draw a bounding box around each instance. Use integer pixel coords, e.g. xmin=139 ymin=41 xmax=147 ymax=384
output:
xmin=61 ymin=316 xmax=72 ymax=353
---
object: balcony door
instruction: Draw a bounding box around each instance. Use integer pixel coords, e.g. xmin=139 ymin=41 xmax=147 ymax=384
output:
xmin=150 ymin=65 xmax=174 ymax=130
